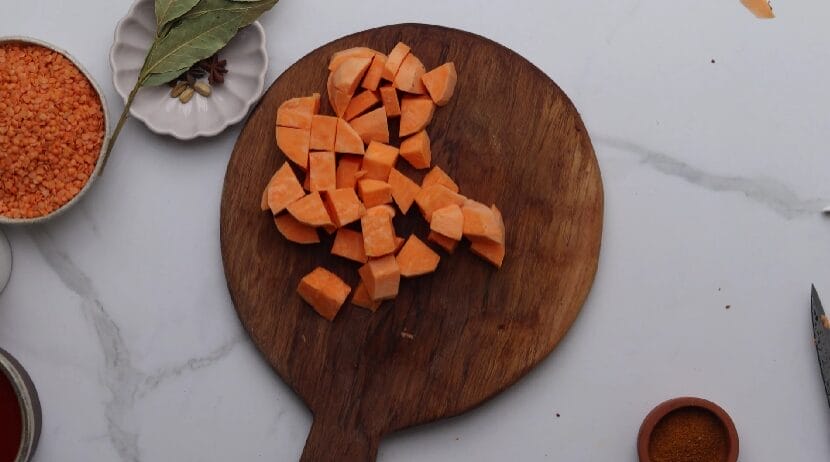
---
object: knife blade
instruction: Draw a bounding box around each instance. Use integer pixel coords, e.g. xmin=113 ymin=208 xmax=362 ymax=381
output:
xmin=812 ymin=285 xmax=830 ymax=408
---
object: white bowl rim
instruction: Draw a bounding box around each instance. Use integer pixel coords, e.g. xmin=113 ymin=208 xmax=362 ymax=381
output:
xmin=0 ymin=35 xmax=111 ymax=226
xmin=108 ymin=0 xmax=268 ymax=140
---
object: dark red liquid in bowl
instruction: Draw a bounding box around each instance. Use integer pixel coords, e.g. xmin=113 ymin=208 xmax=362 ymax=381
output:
xmin=0 ymin=371 xmax=22 ymax=462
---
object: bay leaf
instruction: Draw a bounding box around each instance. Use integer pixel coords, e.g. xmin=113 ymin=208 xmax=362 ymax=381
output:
xmin=155 ymin=0 xmax=201 ymax=30
xmin=141 ymin=67 xmax=188 ymax=87
xmin=181 ymin=0 xmax=277 ymax=22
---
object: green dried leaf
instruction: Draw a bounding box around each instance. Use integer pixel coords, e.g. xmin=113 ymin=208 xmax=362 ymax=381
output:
xmin=155 ymin=0 xmax=201 ymax=30
xmin=142 ymin=67 xmax=188 ymax=87
xmin=181 ymin=0 xmax=277 ymax=21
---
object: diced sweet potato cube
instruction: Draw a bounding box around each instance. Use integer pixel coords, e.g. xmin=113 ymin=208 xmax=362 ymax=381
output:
xmin=287 ymin=192 xmax=333 ymax=227
xmin=310 ymin=115 xmax=338 ymax=151
xmin=327 ymin=72 xmax=352 ymax=118
xmin=332 ymin=57 xmax=372 ymax=96
xmin=421 ymin=63 xmax=457 ymax=107
xmin=394 ymin=53 xmax=427 ymax=95
xmin=352 ymin=282 xmax=382 ymax=311
xmin=394 ymin=236 xmax=406 ymax=254
xmin=344 ymin=90 xmax=381 ymax=121
xmin=379 ymin=85 xmax=401 ymax=117
xmin=384 ymin=42 xmax=411 ymax=82
xmin=349 ymin=107 xmax=389 ymax=144
xmin=274 ymin=214 xmax=320 ymax=244
xmin=331 ymin=228 xmax=368 ymax=263
xmin=469 ymin=205 xmax=506 ymax=267
xmin=387 ymin=168 xmax=420 ymax=214
xmin=396 ymin=235 xmax=440 ymax=277
xmin=373 ymin=204 xmax=396 ymax=218
xmin=361 ymin=54 xmax=387 ymax=91
xmin=430 ymin=204 xmax=463 ymax=240
xmin=428 ymin=230 xmax=459 ymax=253
xmin=302 ymin=173 xmax=310 ymax=192
xmin=336 ymin=155 xmax=363 ymax=189
xmin=358 ymin=255 xmax=400 ymax=301
xmin=362 ymin=141 xmax=399 ymax=181
xmin=329 ymin=47 xmax=381 ymax=72
xmin=276 ymin=93 xmax=320 ymax=129
xmin=399 ymin=130 xmax=431 ymax=169
xmin=361 ymin=206 xmax=396 ymax=257
xmin=355 ymin=170 xmax=368 ymax=181
xmin=422 ymin=166 xmax=459 ymax=193
xmin=324 ymin=188 xmax=364 ymax=227
xmin=414 ymin=184 xmax=466 ymax=221
xmin=335 ymin=118 xmax=365 ymax=155
xmin=276 ymin=126 xmax=310 ymax=170
xmin=308 ymin=151 xmax=336 ymax=192
xmin=400 ymin=96 xmax=435 ymax=137
xmin=297 ymin=267 xmax=351 ymax=321
xmin=357 ymin=179 xmax=392 ymax=208
xmin=262 ymin=162 xmax=305 ymax=215
xmin=462 ymin=200 xmax=504 ymax=245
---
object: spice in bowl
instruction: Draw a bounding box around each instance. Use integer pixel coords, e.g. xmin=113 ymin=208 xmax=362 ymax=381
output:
xmin=166 ymin=52 xmax=227 ymax=104
xmin=0 ymin=40 xmax=105 ymax=220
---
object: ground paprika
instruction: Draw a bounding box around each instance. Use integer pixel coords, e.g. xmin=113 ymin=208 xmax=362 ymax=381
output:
xmin=648 ymin=406 xmax=729 ymax=462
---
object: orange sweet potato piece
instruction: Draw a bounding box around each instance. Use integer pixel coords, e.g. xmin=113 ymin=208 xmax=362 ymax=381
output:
xmin=470 ymin=205 xmax=506 ymax=268
xmin=358 ymin=255 xmax=400 ymax=301
xmin=331 ymin=228 xmax=368 ymax=264
xmin=741 ymin=0 xmax=775 ymax=19
xmin=297 ymin=267 xmax=351 ymax=321
xmin=329 ymin=47 xmax=381 ymax=71
xmin=361 ymin=206 xmax=396 ymax=257
xmin=387 ymin=168 xmax=420 ymax=215
xmin=276 ymin=126 xmax=310 ymax=170
xmin=274 ymin=214 xmax=320 ymax=244
xmin=324 ymin=188 xmax=364 ymax=227
xmin=334 ymin=118 xmax=365 ymax=155
xmin=428 ymin=230 xmax=459 ymax=253
xmin=393 ymin=236 xmax=406 ymax=254
xmin=352 ymin=282 xmax=382 ymax=311
xmin=394 ymin=53 xmax=427 ymax=95
xmin=357 ymin=179 xmax=392 ymax=208
xmin=383 ymin=42 xmax=411 ymax=82
xmin=264 ymin=162 xmax=306 ymax=215
xmin=430 ymin=204 xmax=463 ymax=240
xmin=396 ymin=235 xmax=440 ymax=277
xmin=287 ymin=192 xmax=333 ymax=227
xmin=362 ymin=141 xmax=399 ymax=181
xmin=327 ymin=72 xmax=352 ymax=118
xmin=422 ymin=166 xmax=459 ymax=193
xmin=400 ymin=96 xmax=435 ymax=137
xmin=309 ymin=151 xmax=336 ymax=192
xmin=336 ymin=155 xmax=363 ymax=189
xmin=276 ymin=93 xmax=320 ymax=129
xmin=421 ymin=62 xmax=457 ymax=107
xmin=462 ymin=199 xmax=504 ymax=245
xmin=302 ymin=173 xmax=310 ymax=192
xmin=310 ymin=115 xmax=338 ymax=151
xmin=361 ymin=54 xmax=387 ymax=91
xmin=414 ymin=184 xmax=466 ymax=221
xmin=399 ymin=130 xmax=431 ymax=169
xmin=373 ymin=204 xmax=396 ymax=218
xmin=354 ymin=170 xmax=368 ymax=181
xmin=349 ymin=107 xmax=389 ymax=144
xmin=379 ymin=85 xmax=401 ymax=118
xmin=344 ymin=90 xmax=381 ymax=122
xmin=332 ymin=57 xmax=373 ymax=96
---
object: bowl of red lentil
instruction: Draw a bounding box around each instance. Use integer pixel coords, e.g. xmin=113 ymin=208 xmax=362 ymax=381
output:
xmin=0 ymin=36 xmax=109 ymax=225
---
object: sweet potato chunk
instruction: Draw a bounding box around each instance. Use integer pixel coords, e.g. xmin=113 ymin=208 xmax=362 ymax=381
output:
xmin=394 ymin=53 xmax=427 ymax=94
xmin=428 ymin=230 xmax=459 ymax=253
xmin=387 ymin=168 xmax=420 ymax=214
xmin=421 ymin=63 xmax=457 ymax=106
xmin=332 ymin=56 xmax=372 ymax=96
xmin=358 ymin=255 xmax=400 ymax=301
xmin=396 ymin=235 xmax=440 ymax=277
xmin=357 ymin=179 xmax=392 ymax=208
xmin=379 ymin=85 xmax=401 ymax=118
xmin=400 ymin=96 xmax=435 ymax=137
xmin=327 ymin=72 xmax=352 ymax=118
xmin=352 ymin=282 xmax=382 ymax=311
xmin=336 ymin=155 xmax=363 ymax=189
xmin=274 ymin=214 xmax=319 ymax=244
xmin=414 ymin=184 xmax=466 ymax=221
xmin=308 ymin=151 xmax=336 ymax=192
xmin=362 ymin=141 xmax=399 ymax=181
xmin=361 ymin=206 xmax=396 ymax=257
xmin=462 ymin=199 xmax=504 ymax=245
xmin=430 ymin=204 xmax=463 ymax=240
xmin=399 ymin=130 xmax=431 ymax=169
xmin=276 ymin=93 xmax=320 ymax=129
xmin=393 ymin=236 xmax=406 ymax=254
xmin=422 ymin=166 xmax=459 ymax=193
xmin=331 ymin=228 xmax=368 ymax=263
xmin=310 ymin=115 xmax=338 ymax=151
xmin=276 ymin=126 xmax=310 ymax=170
xmin=263 ymin=162 xmax=305 ymax=215
xmin=329 ymin=47 xmax=380 ymax=72
xmin=383 ymin=42 xmax=411 ymax=81
xmin=362 ymin=54 xmax=387 ymax=91
xmin=297 ymin=267 xmax=351 ymax=321
xmin=334 ymin=118 xmax=365 ymax=155
xmin=350 ymin=107 xmax=389 ymax=144
xmin=324 ymin=188 xmax=364 ymax=227
xmin=344 ymin=90 xmax=381 ymax=121
xmin=287 ymin=192 xmax=333 ymax=227
xmin=469 ymin=205 xmax=506 ymax=267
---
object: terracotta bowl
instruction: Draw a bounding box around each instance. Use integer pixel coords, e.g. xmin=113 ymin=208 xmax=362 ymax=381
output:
xmin=638 ymin=397 xmax=739 ymax=462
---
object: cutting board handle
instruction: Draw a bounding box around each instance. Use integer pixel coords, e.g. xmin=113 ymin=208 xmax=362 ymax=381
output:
xmin=300 ymin=416 xmax=379 ymax=462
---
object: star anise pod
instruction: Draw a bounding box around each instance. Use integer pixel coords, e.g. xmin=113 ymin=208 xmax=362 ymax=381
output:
xmin=167 ymin=66 xmax=206 ymax=87
xmin=198 ymin=54 xmax=228 ymax=85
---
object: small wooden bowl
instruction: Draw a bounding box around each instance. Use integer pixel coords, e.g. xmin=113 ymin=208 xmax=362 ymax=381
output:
xmin=638 ymin=397 xmax=739 ymax=462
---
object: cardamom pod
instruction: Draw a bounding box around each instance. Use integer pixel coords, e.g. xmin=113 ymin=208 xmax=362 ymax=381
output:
xmin=193 ymin=82 xmax=212 ymax=97
xmin=179 ymin=87 xmax=195 ymax=104
xmin=170 ymin=81 xmax=188 ymax=98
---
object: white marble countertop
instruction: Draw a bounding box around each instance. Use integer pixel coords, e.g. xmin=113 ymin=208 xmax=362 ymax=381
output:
xmin=2 ymin=1 xmax=830 ymax=460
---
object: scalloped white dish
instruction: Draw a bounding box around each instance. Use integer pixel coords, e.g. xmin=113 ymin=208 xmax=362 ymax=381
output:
xmin=110 ymin=0 xmax=268 ymax=139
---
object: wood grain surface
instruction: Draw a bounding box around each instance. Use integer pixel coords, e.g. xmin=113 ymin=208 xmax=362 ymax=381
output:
xmin=220 ymin=23 xmax=603 ymax=462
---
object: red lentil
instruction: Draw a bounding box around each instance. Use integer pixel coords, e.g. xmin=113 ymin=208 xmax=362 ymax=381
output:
xmin=0 ymin=42 xmax=104 ymax=219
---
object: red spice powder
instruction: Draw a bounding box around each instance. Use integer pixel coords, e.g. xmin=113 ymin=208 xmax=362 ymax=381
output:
xmin=0 ymin=42 xmax=104 ymax=219
xmin=649 ymin=406 xmax=729 ymax=462
xmin=0 ymin=371 xmax=22 ymax=462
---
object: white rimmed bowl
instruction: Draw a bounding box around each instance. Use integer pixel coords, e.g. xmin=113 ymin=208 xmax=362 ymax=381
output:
xmin=0 ymin=36 xmax=110 ymax=226
xmin=109 ymin=0 xmax=268 ymax=140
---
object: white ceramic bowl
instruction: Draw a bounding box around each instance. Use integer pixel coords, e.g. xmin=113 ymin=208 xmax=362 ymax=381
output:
xmin=110 ymin=0 xmax=268 ymax=140
xmin=0 ymin=36 xmax=110 ymax=226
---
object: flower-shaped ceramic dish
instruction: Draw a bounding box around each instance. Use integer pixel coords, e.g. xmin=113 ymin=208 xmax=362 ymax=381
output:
xmin=0 ymin=36 xmax=110 ymax=225
xmin=109 ymin=0 xmax=268 ymax=139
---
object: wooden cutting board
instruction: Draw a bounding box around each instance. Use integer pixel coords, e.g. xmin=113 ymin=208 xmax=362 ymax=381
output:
xmin=220 ymin=23 xmax=603 ymax=461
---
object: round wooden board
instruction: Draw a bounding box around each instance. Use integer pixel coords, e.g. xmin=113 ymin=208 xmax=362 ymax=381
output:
xmin=220 ymin=24 xmax=603 ymax=461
